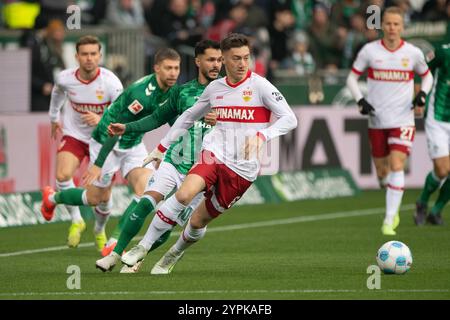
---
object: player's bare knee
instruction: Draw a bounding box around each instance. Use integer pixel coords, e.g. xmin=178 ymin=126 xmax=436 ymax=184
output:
xmin=189 ymin=215 xmax=209 ymax=229
xmin=56 ymin=172 xmax=73 ymax=182
xmin=390 ymin=163 xmax=404 ymax=172
xmin=435 ymin=167 xmax=449 ymax=180
xmin=175 ymin=189 xmax=194 ymax=206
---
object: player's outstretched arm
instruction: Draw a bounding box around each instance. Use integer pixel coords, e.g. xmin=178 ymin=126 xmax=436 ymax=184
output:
xmin=159 ymin=90 xmax=212 ymax=150
xmin=108 ymin=97 xmax=179 ymax=136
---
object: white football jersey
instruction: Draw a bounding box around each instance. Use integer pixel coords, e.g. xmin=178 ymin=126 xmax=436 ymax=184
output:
xmin=352 ymin=39 xmax=429 ymax=128
xmin=160 ymin=71 xmax=298 ymax=181
xmin=49 ymin=67 xmax=123 ymax=144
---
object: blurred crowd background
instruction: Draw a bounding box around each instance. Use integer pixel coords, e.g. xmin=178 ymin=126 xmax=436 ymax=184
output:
xmin=0 ymin=0 xmax=449 ymax=112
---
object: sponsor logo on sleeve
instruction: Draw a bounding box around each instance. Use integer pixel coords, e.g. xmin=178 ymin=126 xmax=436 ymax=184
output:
xmin=128 ymin=100 xmax=144 ymax=114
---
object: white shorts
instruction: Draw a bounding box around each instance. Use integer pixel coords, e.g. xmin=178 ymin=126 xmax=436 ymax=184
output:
xmin=146 ymin=161 xmax=204 ymax=226
xmin=145 ymin=161 xmax=185 ymax=196
xmin=425 ymin=116 xmax=450 ymax=159
xmin=89 ymin=138 xmax=155 ymax=188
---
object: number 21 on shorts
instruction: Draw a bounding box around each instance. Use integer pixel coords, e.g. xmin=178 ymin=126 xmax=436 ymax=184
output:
xmin=400 ymin=126 xmax=415 ymax=141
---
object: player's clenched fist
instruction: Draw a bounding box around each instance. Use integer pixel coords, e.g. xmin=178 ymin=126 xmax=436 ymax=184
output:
xmin=412 ymin=90 xmax=427 ymax=108
xmin=357 ymin=98 xmax=375 ymax=115
xmin=243 ymin=134 xmax=265 ymax=160
xmin=82 ymin=164 xmax=102 ymax=186
xmin=204 ymin=111 xmax=218 ymax=126
xmin=142 ymin=146 xmax=165 ymax=169
xmin=51 ymin=121 xmax=62 ymax=139
xmin=81 ymin=111 xmax=101 ymax=126
xmin=108 ymin=123 xmax=126 ymax=136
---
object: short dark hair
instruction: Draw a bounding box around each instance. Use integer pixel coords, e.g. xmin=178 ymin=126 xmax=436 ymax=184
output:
xmin=220 ymin=33 xmax=250 ymax=52
xmin=76 ymin=35 xmax=101 ymax=53
xmin=194 ymin=39 xmax=221 ymax=57
xmin=154 ymin=47 xmax=181 ymax=65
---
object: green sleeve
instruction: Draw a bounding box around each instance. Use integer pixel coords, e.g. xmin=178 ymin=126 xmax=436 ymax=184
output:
xmin=94 ymin=135 xmax=119 ymax=168
xmin=125 ymin=88 xmax=180 ymax=133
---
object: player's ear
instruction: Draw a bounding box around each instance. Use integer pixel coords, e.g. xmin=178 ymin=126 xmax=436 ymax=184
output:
xmin=195 ymin=57 xmax=201 ymax=68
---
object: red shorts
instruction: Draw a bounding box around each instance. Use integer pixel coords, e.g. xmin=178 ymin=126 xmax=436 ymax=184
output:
xmin=368 ymin=127 xmax=415 ymax=158
xmin=188 ymin=150 xmax=253 ymax=218
xmin=57 ymin=135 xmax=90 ymax=163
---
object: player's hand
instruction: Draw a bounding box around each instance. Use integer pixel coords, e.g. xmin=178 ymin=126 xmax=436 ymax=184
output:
xmin=204 ymin=111 xmax=217 ymax=126
xmin=81 ymin=111 xmax=101 ymax=126
xmin=51 ymin=121 xmax=62 ymax=139
xmin=412 ymin=90 xmax=427 ymax=109
xmin=108 ymin=123 xmax=126 ymax=136
xmin=243 ymin=134 xmax=265 ymax=160
xmin=142 ymin=147 xmax=164 ymax=169
xmin=357 ymin=98 xmax=375 ymax=115
xmin=81 ymin=164 xmax=101 ymax=186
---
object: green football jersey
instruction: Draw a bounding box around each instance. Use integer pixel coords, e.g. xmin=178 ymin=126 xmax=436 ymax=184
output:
xmin=92 ymin=73 xmax=175 ymax=149
xmin=164 ymin=79 xmax=212 ymax=175
xmin=426 ymin=43 xmax=450 ymax=122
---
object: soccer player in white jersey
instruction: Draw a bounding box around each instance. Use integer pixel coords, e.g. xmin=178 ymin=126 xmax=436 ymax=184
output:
xmin=140 ymin=33 xmax=297 ymax=274
xmin=48 ymin=35 xmax=123 ymax=248
xmin=346 ymin=7 xmax=434 ymax=235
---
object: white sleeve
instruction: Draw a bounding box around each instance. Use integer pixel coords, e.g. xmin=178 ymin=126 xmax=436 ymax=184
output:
xmin=346 ymin=71 xmax=364 ymax=102
xmin=257 ymin=80 xmax=298 ymax=141
xmin=107 ymin=72 xmax=124 ymax=102
xmin=48 ymin=74 xmax=66 ymax=123
xmin=351 ymin=45 xmax=369 ymax=75
xmin=420 ymin=71 xmax=433 ymax=94
xmin=413 ymin=48 xmax=430 ymax=77
xmin=412 ymin=48 xmax=433 ymax=94
xmin=159 ymin=85 xmax=212 ymax=150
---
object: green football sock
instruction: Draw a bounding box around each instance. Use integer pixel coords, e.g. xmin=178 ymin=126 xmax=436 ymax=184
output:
xmin=113 ymin=196 xmax=155 ymax=254
xmin=430 ymin=177 xmax=450 ymax=215
xmin=148 ymin=229 xmax=173 ymax=252
xmin=110 ymin=198 xmax=138 ymax=240
xmin=418 ymin=172 xmax=441 ymax=205
xmin=54 ymin=188 xmax=85 ymax=206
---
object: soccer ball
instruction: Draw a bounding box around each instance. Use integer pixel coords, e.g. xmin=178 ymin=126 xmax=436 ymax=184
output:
xmin=376 ymin=241 xmax=413 ymax=275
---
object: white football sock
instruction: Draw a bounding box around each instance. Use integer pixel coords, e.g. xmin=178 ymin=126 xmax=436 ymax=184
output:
xmin=139 ymin=210 xmax=175 ymax=251
xmin=56 ymin=179 xmax=83 ymax=223
xmin=94 ymin=197 xmax=112 ymax=233
xmin=384 ymin=170 xmax=404 ymax=225
xmin=173 ymin=222 xmax=207 ymax=253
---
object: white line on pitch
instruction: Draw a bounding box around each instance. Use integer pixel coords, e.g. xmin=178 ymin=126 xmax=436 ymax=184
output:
xmin=0 ymin=204 xmax=415 ymax=258
xmin=0 ymin=288 xmax=448 ymax=297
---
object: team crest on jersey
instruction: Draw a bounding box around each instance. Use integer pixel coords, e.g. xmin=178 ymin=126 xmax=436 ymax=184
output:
xmin=96 ymin=89 xmax=104 ymax=101
xmin=242 ymin=89 xmax=252 ymax=102
xmin=128 ymin=100 xmax=144 ymax=114
xmin=401 ymin=57 xmax=410 ymax=67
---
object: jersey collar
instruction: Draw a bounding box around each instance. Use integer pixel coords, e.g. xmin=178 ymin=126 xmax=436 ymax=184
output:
xmin=225 ymin=70 xmax=251 ymax=88
xmin=380 ymin=39 xmax=405 ymax=53
xmin=75 ymin=68 xmax=100 ymax=85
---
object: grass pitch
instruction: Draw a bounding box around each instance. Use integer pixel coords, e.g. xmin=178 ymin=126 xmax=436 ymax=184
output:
xmin=0 ymin=189 xmax=449 ymax=300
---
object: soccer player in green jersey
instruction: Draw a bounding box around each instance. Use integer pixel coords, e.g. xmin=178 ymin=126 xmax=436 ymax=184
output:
xmin=95 ymin=40 xmax=222 ymax=272
xmin=40 ymin=48 xmax=181 ymax=252
xmin=415 ymin=43 xmax=450 ymax=226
